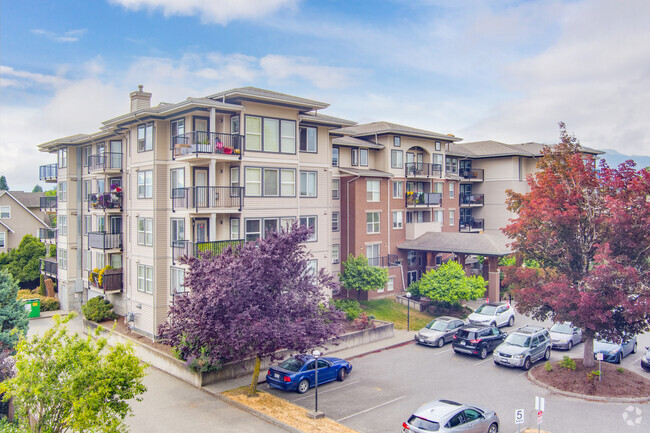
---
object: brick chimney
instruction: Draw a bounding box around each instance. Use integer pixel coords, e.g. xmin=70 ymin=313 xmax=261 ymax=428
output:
xmin=130 ymin=85 xmax=152 ymax=112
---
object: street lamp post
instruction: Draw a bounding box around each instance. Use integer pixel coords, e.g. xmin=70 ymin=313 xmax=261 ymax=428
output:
xmin=406 ymin=292 xmax=412 ymax=331
xmin=312 ymin=349 xmax=321 ymax=413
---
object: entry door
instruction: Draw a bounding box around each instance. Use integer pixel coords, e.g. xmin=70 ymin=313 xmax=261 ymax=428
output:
xmin=194 ymin=117 xmax=209 ymax=151
xmin=193 ymin=167 xmax=208 ymax=208
xmin=110 ymin=140 xmax=122 ymax=169
xmin=194 ymin=219 xmax=209 ymax=243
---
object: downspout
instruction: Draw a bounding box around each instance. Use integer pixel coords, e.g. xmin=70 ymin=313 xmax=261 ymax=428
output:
xmin=76 ymin=146 xmax=83 ymax=309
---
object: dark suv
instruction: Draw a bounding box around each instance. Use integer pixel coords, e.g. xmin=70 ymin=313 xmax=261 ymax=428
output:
xmin=452 ymin=325 xmax=507 ymax=359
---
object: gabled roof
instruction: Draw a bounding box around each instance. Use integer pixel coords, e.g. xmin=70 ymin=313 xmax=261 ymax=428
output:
xmin=332 ymin=136 xmax=384 ymax=149
xmin=451 ymin=140 xmax=603 ymax=158
xmin=208 ymin=87 xmax=330 ymax=111
xmin=332 ymin=121 xmax=462 ymax=142
xmin=0 ymin=191 xmax=50 ymax=228
xmin=8 ymin=191 xmax=45 ymax=208
xmin=397 ymin=231 xmax=512 ymax=256
xmin=339 ymin=168 xmax=393 ymax=178
xmin=0 ymin=220 xmax=15 ymax=233
xmin=299 ymin=112 xmax=356 ymax=127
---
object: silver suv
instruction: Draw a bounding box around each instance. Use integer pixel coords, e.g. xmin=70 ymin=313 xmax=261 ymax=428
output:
xmin=493 ymin=325 xmax=551 ymax=370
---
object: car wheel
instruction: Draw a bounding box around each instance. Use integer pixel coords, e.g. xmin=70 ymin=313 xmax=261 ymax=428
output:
xmin=337 ymin=368 xmax=347 ymax=382
xmin=297 ymin=379 xmax=309 ymax=394
xmin=544 ymin=347 xmax=551 ymax=361
xmin=508 ymin=316 xmax=515 ymax=327
xmin=567 ymin=341 xmax=573 ymax=350
xmin=437 ymin=338 xmax=445 ymax=348
xmin=616 ymin=353 xmax=622 ymax=364
xmin=479 ymin=346 xmax=488 ymax=359
xmin=490 ymin=322 xmax=497 ymax=328
xmin=633 ymin=342 xmax=638 ymax=354
xmin=487 ymin=422 xmax=498 ymax=433
xmin=523 ymin=357 xmax=532 ymax=371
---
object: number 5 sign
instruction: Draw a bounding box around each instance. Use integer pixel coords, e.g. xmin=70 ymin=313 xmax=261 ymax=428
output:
xmin=515 ymin=409 xmax=525 ymax=424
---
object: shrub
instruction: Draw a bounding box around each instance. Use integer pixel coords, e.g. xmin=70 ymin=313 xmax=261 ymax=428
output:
xmin=587 ymin=370 xmax=600 ymax=382
xmin=617 ymin=367 xmax=624 ymax=373
xmin=82 ymin=296 xmax=118 ymax=322
xmin=16 ymin=289 xmax=33 ymax=299
xmin=40 ymin=297 xmax=59 ymax=311
xmin=333 ymin=299 xmax=362 ymax=321
xmin=545 ymin=361 xmax=553 ymax=372
xmin=559 ymin=355 xmax=576 ymax=371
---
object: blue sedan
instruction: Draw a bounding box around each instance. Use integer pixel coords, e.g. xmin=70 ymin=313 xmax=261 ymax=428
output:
xmin=266 ymin=354 xmax=352 ymax=393
xmin=593 ymin=335 xmax=638 ymax=364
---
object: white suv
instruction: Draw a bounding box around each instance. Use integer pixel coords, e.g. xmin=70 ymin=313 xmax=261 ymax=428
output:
xmin=467 ymin=302 xmax=515 ymax=328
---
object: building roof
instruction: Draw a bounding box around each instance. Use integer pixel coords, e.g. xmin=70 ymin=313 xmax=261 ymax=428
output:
xmin=0 ymin=191 xmax=50 ymax=228
xmin=299 ymin=112 xmax=356 ymax=127
xmin=208 ymin=87 xmax=330 ymax=111
xmin=332 ymin=136 xmax=384 ymax=149
xmin=332 ymin=121 xmax=462 ymax=141
xmin=451 ymin=140 xmax=603 ymax=158
xmin=8 ymin=191 xmax=45 ymax=208
xmin=397 ymin=231 xmax=513 ymax=256
xmin=338 ymin=168 xmax=393 ymax=178
xmin=0 ymin=220 xmax=15 ymax=233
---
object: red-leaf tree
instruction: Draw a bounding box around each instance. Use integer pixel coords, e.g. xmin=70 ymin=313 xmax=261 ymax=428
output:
xmin=502 ymin=123 xmax=650 ymax=367
xmin=158 ymin=224 xmax=343 ymax=395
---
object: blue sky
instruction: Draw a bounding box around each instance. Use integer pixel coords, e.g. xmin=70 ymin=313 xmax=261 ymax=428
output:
xmin=1 ymin=0 xmax=649 ymax=191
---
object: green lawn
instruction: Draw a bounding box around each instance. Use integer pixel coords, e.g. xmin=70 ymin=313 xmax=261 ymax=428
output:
xmin=360 ymin=299 xmax=437 ymax=330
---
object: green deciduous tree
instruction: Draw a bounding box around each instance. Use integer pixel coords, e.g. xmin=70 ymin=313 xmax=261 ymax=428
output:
xmin=410 ymin=261 xmax=486 ymax=306
xmin=0 ymin=270 xmax=29 ymax=350
xmin=339 ymin=255 xmax=389 ymax=300
xmin=0 ymin=235 xmax=46 ymax=288
xmin=0 ymin=314 xmax=147 ymax=433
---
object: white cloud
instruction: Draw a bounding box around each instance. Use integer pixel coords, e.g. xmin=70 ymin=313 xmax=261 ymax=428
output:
xmin=31 ymin=28 xmax=87 ymax=43
xmin=109 ymin=0 xmax=299 ymax=24
xmin=0 ymin=65 xmax=68 ymax=89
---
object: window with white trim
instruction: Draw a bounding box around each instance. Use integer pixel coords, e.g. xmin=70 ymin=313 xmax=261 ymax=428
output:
xmin=332 ymin=147 xmax=339 ymax=166
xmin=171 ymin=267 xmax=186 ymax=294
xmin=387 ymin=277 xmax=395 ymax=291
xmin=351 ymin=148 xmax=358 ymax=166
xmin=300 ymin=126 xmax=317 ymax=152
xmin=449 ymin=209 xmax=455 ymax=226
xmin=300 ymin=171 xmax=317 ymax=197
xmin=83 ymin=180 xmax=91 ymax=202
xmin=367 ymin=212 xmax=380 ymax=234
xmin=394 ymin=136 xmax=401 ymax=147
xmin=332 ymin=212 xmax=340 ymax=232
xmin=366 ymin=243 xmax=380 ymax=267
xmin=58 ymin=148 xmax=67 ymax=168
xmin=230 ymin=218 xmax=239 ymax=240
xmin=434 ymin=210 xmax=444 ymax=224
xmin=449 ymin=182 xmax=455 ymax=199
xmin=83 ymin=215 xmax=91 ymax=235
xmin=137 ymin=217 xmax=153 ymax=246
xmin=137 ymin=123 xmax=154 ymax=152
xmin=391 ymin=150 xmax=403 ymax=169
xmin=137 ymin=170 xmax=152 ymax=198
xmin=245 ymin=116 xmax=262 ymax=151
xmin=245 ymin=168 xmax=261 ymax=196
xmin=82 ymin=146 xmax=90 ymax=167
xmin=137 ymin=264 xmax=153 ymax=293
xmin=280 ymin=217 xmax=295 ymax=231
xmin=433 ymin=182 xmax=444 ymax=194
xmin=392 ymin=211 xmax=403 ymax=229
xmin=0 ymin=206 xmax=9 ymax=219
xmin=332 ymin=179 xmax=340 ymax=199
xmin=299 ymin=216 xmax=317 ymax=241
xmin=280 ymin=169 xmax=295 ymax=196
xmin=58 ymin=215 xmax=67 ymax=236
xmin=360 ymin=149 xmax=368 ymax=167
xmin=332 ymin=244 xmax=340 ymax=264
xmin=367 ymin=180 xmax=380 ymax=202
xmin=171 ymin=218 xmax=185 ymax=244
xmin=171 ymin=168 xmax=184 ymax=198
xmin=245 ymin=219 xmax=261 ymax=242
xmin=58 ymin=248 xmax=67 ymax=270
xmin=84 ymin=250 xmax=91 ymax=271
xmin=392 ymin=181 xmax=403 ymax=199
xmin=58 ymin=181 xmax=67 ymax=202
xmin=245 ymin=116 xmax=296 ymax=153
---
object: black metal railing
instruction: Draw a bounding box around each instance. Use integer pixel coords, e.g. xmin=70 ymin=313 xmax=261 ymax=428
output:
xmin=38 ymin=228 xmax=57 ymax=242
xmin=40 ymin=258 xmax=57 ymax=277
xmin=172 ymin=239 xmax=244 ymax=262
xmin=88 ymin=232 xmax=122 ymax=250
xmin=460 ymin=168 xmax=484 ymax=181
xmin=88 ymin=152 xmax=123 ymax=172
xmin=39 ymin=196 xmax=57 ymax=212
xmin=367 ymin=254 xmax=400 ymax=268
xmin=88 ymin=192 xmax=123 ymax=210
xmin=460 ymin=193 xmax=484 ymax=206
xmin=405 ymin=163 xmax=443 ymax=178
xmin=171 ymin=132 xmax=244 ymax=160
xmin=406 ymin=192 xmax=442 ymax=207
xmin=172 ymin=186 xmax=244 ymax=212
xmin=39 ymin=164 xmax=57 ymax=182
xmin=459 ymin=218 xmax=484 ymax=232
xmin=90 ymin=269 xmax=123 ymax=292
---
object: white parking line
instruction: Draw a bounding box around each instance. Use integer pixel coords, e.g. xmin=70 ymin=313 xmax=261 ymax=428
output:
xmin=433 ymin=348 xmax=454 ymax=356
xmin=473 ymin=358 xmax=492 ymax=366
xmin=336 ymin=395 xmax=407 ymax=422
xmin=289 ymin=381 xmax=360 ymax=402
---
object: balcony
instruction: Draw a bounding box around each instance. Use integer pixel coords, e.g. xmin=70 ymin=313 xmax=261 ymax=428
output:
xmin=459 ymin=218 xmax=484 ymax=233
xmin=88 ymin=152 xmax=122 ymax=173
xmin=88 ymin=192 xmax=123 ymax=211
xmin=40 ymin=258 xmax=57 ymax=278
xmin=89 ymin=268 xmax=123 ymax=294
xmin=172 ymin=239 xmax=244 ymax=262
xmin=39 ymin=164 xmax=57 ymax=182
xmin=460 ymin=168 xmax=484 ymax=182
xmin=88 ymin=232 xmax=122 ymax=250
xmin=40 ymin=196 xmax=57 ymax=212
xmin=406 ymin=192 xmax=442 ymax=208
xmin=172 ymin=186 xmax=243 ymax=212
xmin=405 ymin=163 xmax=443 ymax=178
xmin=460 ymin=193 xmax=484 ymax=206
xmin=38 ymin=228 xmax=57 ymax=243
xmin=368 ymin=254 xmax=400 ymax=268
xmin=171 ymin=132 xmax=244 ymax=160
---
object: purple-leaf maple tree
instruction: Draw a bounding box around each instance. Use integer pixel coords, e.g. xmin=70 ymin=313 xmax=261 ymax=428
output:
xmin=158 ymin=224 xmax=344 ymax=395
xmin=502 ymin=123 xmax=650 ymax=367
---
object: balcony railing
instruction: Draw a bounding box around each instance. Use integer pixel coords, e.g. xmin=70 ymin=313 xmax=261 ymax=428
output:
xmin=406 ymin=192 xmax=442 ymax=207
xmin=40 ymin=258 xmax=57 ymax=278
xmin=460 ymin=168 xmax=484 ymax=181
xmin=39 ymin=164 xmax=57 ymax=182
xmin=172 ymin=186 xmax=243 ymax=212
xmin=40 ymin=196 xmax=57 ymax=212
xmin=88 ymin=232 xmax=122 ymax=250
xmin=460 ymin=193 xmax=484 ymax=206
xmin=367 ymin=254 xmax=400 ymax=268
xmin=172 ymin=239 xmax=244 ymax=262
xmin=405 ymin=163 xmax=443 ymax=178
xmin=88 ymin=192 xmax=123 ymax=211
xmin=89 ymin=268 xmax=123 ymax=293
xmin=459 ymin=218 xmax=484 ymax=232
xmin=38 ymin=228 xmax=57 ymax=242
xmin=171 ymin=132 xmax=244 ymax=160
xmin=88 ymin=152 xmax=122 ymax=172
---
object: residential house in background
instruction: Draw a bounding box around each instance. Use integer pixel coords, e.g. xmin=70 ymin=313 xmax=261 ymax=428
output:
xmin=0 ymin=190 xmax=52 ymax=254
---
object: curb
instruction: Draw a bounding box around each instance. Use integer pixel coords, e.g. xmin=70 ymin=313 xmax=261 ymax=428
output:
xmin=346 ymin=339 xmax=415 ymax=360
xmin=527 ymin=369 xmax=650 ymax=403
xmin=29 ymin=311 xmax=69 ymax=321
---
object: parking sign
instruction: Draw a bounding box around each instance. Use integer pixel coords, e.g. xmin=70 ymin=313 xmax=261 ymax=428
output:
xmin=515 ymin=409 xmax=525 ymax=424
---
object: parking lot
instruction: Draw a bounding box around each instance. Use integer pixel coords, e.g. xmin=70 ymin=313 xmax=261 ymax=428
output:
xmin=267 ymin=314 xmax=650 ymax=433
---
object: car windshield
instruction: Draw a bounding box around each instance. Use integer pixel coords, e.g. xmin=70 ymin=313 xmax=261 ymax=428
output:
xmin=550 ymin=323 xmax=573 ymax=335
xmin=505 ymin=334 xmax=531 ymax=347
xmin=474 ymin=305 xmax=497 ymax=316
xmin=277 ymin=357 xmax=305 ymax=372
xmin=407 ymin=415 xmax=440 ymax=432
xmin=426 ymin=320 xmax=448 ymax=331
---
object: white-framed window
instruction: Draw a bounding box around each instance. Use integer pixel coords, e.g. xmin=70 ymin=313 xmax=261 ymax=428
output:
xmin=171 ymin=168 xmax=185 ymax=198
xmin=264 ymin=118 xmax=279 ymax=152
xmin=245 ymin=115 xmax=296 ymax=153
xmin=245 ymin=115 xmax=262 ymax=151
xmin=446 ymin=157 xmax=458 ymax=174
xmin=245 ymin=218 xmax=261 ymax=242
xmin=171 ymin=267 xmax=186 ymax=294
xmin=281 ymin=170 xmax=295 ymax=196
xmin=434 ymin=182 xmax=444 ymax=194
xmin=332 ymin=212 xmax=340 ymax=232
xmin=281 ymin=120 xmax=296 ymax=153
xmin=0 ymin=206 xmax=9 ymax=219
xmin=351 ymin=148 xmax=358 ymax=166
xmin=433 ymin=153 xmax=443 ymax=168
xmin=83 ymin=215 xmax=91 ymax=235
xmin=137 ymin=170 xmax=152 ymax=198
xmin=97 ymin=178 xmax=105 ymax=194
xmin=449 ymin=182 xmax=455 ymax=198
xmin=230 ymin=166 xmax=240 ymax=191
xmin=58 ymin=248 xmax=67 ymax=270
xmin=137 ymin=264 xmax=153 ymax=294
xmin=230 ymin=218 xmax=240 ymax=240
xmin=392 ymin=211 xmax=403 ymax=229
xmin=407 ymin=250 xmax=417 ymax=266
xmin=171 ymin=218 xmax=185 ymax=244
xmin=299 ymin=216 xmax=317 ymax=241
xmin=367 ymin=212 xmax=380 ymax=234
xmin=95 ymin=251 xmax=106 ymax=269
xmin=245 ymin=167 xmax=261 ymax=196
xmin=332 ymin=147 xmax=339 ymax=166
xmin=83 ymin=250 xmax=91 ymax=271
xmin=137 ymin=217 xmax=153 ymax=246
xmin=332 ymin=179 xmax=340 ymax=199
xmin=434 ymin=210 xmax=444 ymax=224
xmin=394 ymin=136 xmax=401 ymax=147
xmin=0 ymin=232 xmax=4 ymax=248
xmin=366 ymin=243 xmax=380 ymax=267
xmin=300 ymin=171 xmax=317 ymax=197
xmin=137 ymin=123 xmax=154 ymax=152
xmin=58 ymin=148 xmax=67 ymax=168
xmin=58 ymin=215 xmax=67 ymax=236
xmin=387 ymin=277 xmax=395 ymax=292
xmin=300 ymin=126 xmax=317 ymax=152
xmin=449 ymin=210 xmax=455 ymax=226
xmin=263 ymin=218 xmax=278 ymax=237
xmin=332 ymin=244 xmax=340 ymax=264
xmin=435 ymin=141 xmax=441 ymax=151
xmin=360 ymin=148 xmax=368 ymax=167
xmin=58 ymin=181 xmax=67 ymax=202
xmin=171 ymin=118 xmax=185 ymax=144
xmin=82 ymin=146 xmax=91 ymax=167
xmin=280 ymin=217 xmax=295 ymax=231
xmin=392 ymin=181 xmax=403 ymax=199
xmin=391 ymin=150 xmax=403 ymax=169
xmin=96 ymin=215 xmax=105 ymax=233
xmin=367 ymin=179 xmax=380 ymax=202
xmin=83 ymin=180 xmax=91 ymax=202
xmin=246 ymin=167 xmax=294 ymax=197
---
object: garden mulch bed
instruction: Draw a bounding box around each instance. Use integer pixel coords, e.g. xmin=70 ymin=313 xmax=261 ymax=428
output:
xmin=530 ymin=358 xmax=650 ymax=398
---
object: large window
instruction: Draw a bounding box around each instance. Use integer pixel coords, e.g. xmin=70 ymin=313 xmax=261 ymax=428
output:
xmin=171 ymin=118 xmax=185 ymax=144
xmin=332 ymin=244 xmax=340 ymax=264
xmin=137 ymin=170 xmax=152 ymax=198
xmin=58 ymin=148 xmax=67 ymax=168
xmin=391 ymin=150 xmax=403 ymax=169
xmin=137 ymin=264 xmax=153 ymax=294
xmin=171 ymin=267 xmax=186 ymax=294
xmin=299 ymin=216 xmax=317 ymax=241
xmin=434 ymin=210 xmax=444 ymax=224
xmin=446 ymin=157 xmax=458 ymax=174
xmin=300 ymin=126 xmax=317 ymax=152
xmin=281 ymin=170 xmax=295 ymax=196
xmin=392 ymin=211 xmax=403 ymax=229
xmin=137 ymin=123 xmax=154 ymax=152
xmin=245 ymin=116 xmax=262 ymax=151
xmin=229 ymin=218 xmax=240 ymax=240
xmin=0 ymin=206 xmax=9 ymax=219
xmin=367 ymin=180 xmax=380 ymax=202
xmin=300 ymin=171 xmax=317 ymax=197
xmin=332 ymin=179 xmax=340 ymax=199
xmin=245 ymin=219 xmax=261 ymax=242
xmin=58 ymin=248 xmax=67 ymax=270
xmin=360 ymin=149 xmax=368 ymax=167
xmin=58 ymin=215 xmax=67 ymax=236
xmin=171 ymin=218 xmax=185 ymax=244
xmin=137 ymin=218 xmax=153 ymax=246
xmin=58 ymin=181 xmax=67 ymax=202
xmin=392 ymin=181 xmax=403 ymax=199
xmin=245 ymin=115 xmax=296 ymax=153
xmin=263 ymin=168 xmax=279 ymax=196
xmin=332 ymin=212 xmax=340 ymax=232
xmin=433 ymin=182 xmax=444 ymax=194
xmin=264 ymin=118 xmax=279 ymax=152
xmin=246 ymin=167 xmax=294 ymax=197
xmin=170 ymin=168 xmax=184 ymax=198
xmin=281 ymin=120 xmax=296 ymax=153
xmin=367 ymin=212 xmax=380 ymax=234
xmin=366 ymin=244 xmax=380 ymax=266
xmin=245 ymin=168 xmax=261 ymax=196
xmin=332 ymin=147 xmax=339 ymax=166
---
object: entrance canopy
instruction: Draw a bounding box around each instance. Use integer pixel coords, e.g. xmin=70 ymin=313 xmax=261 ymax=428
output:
xmin=397 ymin=231 xmax=512 ymax=256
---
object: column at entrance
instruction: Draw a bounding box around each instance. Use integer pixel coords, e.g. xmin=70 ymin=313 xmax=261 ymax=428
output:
xmin=487 ymin=256 xmax=500 ymax=302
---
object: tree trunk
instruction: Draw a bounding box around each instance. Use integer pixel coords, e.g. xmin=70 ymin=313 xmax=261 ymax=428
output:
xmin=248 ymin=356 xmax=261 ymax=397
xmin=582 ymin=329 xmax=595 ymax=368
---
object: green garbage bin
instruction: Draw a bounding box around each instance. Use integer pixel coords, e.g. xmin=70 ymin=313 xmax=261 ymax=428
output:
xmin=24 ymin=298 xmax=41 ymax=318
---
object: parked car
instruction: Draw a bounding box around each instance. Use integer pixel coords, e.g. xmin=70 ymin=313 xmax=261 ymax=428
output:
xmin=452 ymin=325 xmax=507 ymax=359
xmin=549 ymin=322 xmax=583 ymax=350
xmin=641 ymin=347 xmax=650 ymax=371
xmin=593 ymin=335 xmax=637 ymax=364
xmin=266 ymin=354 xmax=352 ymax=394
xmin=493 ymin=325 xmax=552 ymax=370
xmin=467 ymin=302 xmax=515 ymax=328
xmin=415 ymin=316 xmax=465 ymax=348
xmin=402 ymin=399 xmax=499 ymax=433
